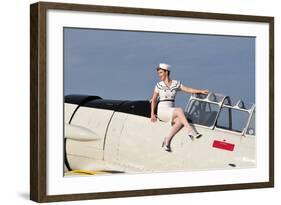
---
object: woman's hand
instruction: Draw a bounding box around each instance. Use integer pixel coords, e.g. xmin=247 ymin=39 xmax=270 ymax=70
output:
xmin=199 ymin=89 xmax=209 ymax=95
xmin=150 ymin=114 xmax=157 ymax=122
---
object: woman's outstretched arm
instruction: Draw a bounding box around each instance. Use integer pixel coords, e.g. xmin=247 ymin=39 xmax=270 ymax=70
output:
xmin=180 ymin=84 xmax=209 ymax=95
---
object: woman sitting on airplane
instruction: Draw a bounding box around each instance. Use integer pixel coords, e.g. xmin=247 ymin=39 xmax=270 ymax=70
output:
xmin=150 ymin=63 xmax=209 ymax=152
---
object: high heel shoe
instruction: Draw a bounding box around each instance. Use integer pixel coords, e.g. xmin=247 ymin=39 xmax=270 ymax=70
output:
xmin=195 ymin=133 xmax=202 ymax=139
xmin=161 ymin=141 xmax=172 ymax=152
xmin=188 ymin=132 xmax=202 ymax=140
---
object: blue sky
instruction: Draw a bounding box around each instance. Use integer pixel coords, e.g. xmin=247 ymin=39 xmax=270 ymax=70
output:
xmin=64 ymin=28 xmax=255 ymax=109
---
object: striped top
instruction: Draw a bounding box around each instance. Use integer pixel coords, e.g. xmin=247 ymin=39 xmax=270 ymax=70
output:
xmin=154 ymin=80 xmax=182 ymax=103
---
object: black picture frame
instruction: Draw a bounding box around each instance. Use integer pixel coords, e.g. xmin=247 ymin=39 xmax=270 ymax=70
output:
xmin=30 ymin=1 xmax=274 ymax=202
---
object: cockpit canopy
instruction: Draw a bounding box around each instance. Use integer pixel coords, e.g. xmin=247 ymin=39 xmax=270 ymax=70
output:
xmin=185 ymin=92 xmax=255 ymax=135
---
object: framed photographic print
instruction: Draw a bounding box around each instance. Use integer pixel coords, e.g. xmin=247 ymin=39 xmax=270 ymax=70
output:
xmin=30 ymin=1 xmax=274 ymax=202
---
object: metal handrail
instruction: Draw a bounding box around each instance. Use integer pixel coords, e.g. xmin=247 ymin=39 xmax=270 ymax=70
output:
xmin=184 ymin=92 xmax=256 ymax=135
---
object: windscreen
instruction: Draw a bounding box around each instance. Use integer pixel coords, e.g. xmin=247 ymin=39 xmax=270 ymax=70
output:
xmin=185 ymin=100 xmax=220 ymax=127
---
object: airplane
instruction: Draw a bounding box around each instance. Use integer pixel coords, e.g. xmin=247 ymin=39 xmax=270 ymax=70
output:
xmin=64 ymin=92 xmax=256 ymax=176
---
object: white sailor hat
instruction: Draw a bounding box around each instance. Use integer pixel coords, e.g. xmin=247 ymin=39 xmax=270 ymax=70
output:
xmin=157 ymin=63 xmax=171 ymax=71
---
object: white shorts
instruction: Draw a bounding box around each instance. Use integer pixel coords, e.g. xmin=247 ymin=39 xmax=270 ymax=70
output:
xmin=157 ymin=106 xmax=175 ymax=126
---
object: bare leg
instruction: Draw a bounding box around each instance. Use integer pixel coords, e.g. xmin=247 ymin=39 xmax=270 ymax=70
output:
xmin=164 ymin=117 xmax=183 ymax=146
xmin=172 ymin=107 xmax=197 ymax=135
